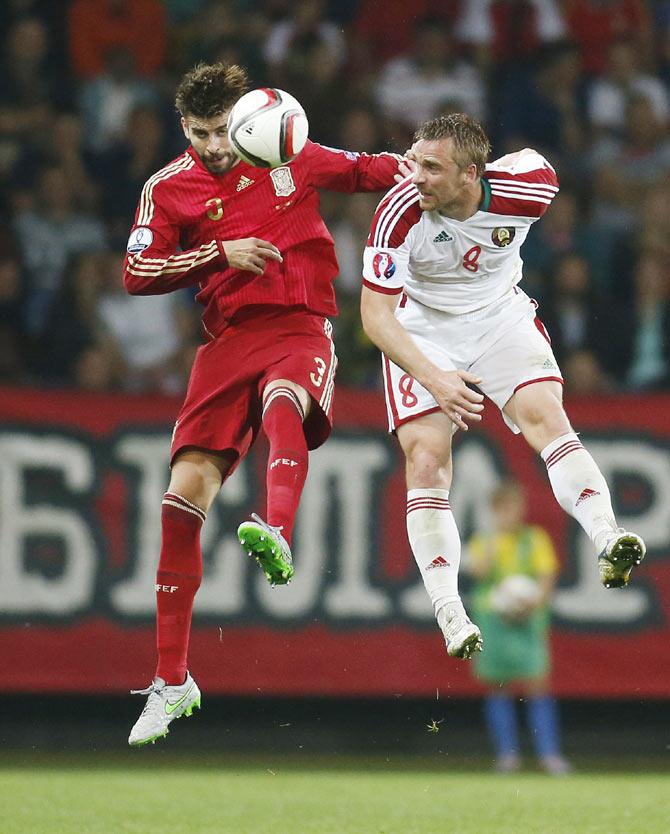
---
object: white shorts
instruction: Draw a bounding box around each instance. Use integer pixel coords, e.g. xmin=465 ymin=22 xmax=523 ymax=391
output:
xmin=382 ymin=287 xmax=562 ymax=434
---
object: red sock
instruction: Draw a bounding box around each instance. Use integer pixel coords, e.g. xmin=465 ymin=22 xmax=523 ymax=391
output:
xmin=155 ymin=493 xmax=205 ymax=685
xmin=262 ymin=387 xmax=308 ymax=545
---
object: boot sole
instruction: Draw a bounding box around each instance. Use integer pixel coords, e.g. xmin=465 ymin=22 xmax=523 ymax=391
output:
xmin=238 ymin=524 xmax=294 ymax=585
xmin=599 ymin=535 xmax=645 ymax=588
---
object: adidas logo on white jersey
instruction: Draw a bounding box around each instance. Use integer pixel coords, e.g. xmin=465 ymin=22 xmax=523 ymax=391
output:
xmin=433 ymin=230 xmax=454 ymax=243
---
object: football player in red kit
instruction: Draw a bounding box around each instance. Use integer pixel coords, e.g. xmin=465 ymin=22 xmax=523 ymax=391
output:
xmin=124 ymin=62 xmax=404 ymax=746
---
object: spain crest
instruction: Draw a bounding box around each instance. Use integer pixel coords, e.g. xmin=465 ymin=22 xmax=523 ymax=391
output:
xmin=270 ymin=167 xmax=296 ymax=197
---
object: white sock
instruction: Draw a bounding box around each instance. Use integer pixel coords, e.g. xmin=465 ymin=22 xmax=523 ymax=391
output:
xmin=406 ymin=488 xmax=465 ymax=620
xmin=541 ymin=432 xmax=617 ymax=552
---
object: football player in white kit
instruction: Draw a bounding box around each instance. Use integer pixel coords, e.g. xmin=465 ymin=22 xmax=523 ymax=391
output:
xmin=361 ymin=113 xmax=646 ymax=660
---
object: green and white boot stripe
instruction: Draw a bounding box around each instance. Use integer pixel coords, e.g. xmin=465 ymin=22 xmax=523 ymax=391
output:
xmin=128 ymin=674 xmax=201 ymax=747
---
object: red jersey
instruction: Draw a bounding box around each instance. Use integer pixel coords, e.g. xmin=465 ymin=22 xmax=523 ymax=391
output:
xmin=123 ymin=141 xmax=400 ymax=337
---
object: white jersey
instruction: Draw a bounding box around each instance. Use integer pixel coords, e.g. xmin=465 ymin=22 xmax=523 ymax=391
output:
xmin=362 ymin=148 xmax=559 ymax=314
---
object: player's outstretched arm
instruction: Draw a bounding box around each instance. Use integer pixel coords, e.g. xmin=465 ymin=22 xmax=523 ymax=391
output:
xmin=305 ymin=141 xmax=403 ymax=193
xmin=360 ymin=286 xmax=484 ymax=431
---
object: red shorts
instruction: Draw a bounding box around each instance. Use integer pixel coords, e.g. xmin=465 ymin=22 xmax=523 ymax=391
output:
xmin=171 ymin=308 xmax=337 ymax=472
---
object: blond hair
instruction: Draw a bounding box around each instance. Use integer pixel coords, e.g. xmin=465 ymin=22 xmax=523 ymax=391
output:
xmin=414 ymin=113 xmax=491 ymax=176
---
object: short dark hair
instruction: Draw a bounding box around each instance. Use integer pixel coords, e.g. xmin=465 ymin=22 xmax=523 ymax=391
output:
xmin=175 ymin=62 xmax=249 ymax=119
xmin=414 ymin=113 xmax=491 ymax=177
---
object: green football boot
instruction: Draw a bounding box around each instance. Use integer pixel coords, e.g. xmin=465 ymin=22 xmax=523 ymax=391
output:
xmin=237 ymin=513 xmax=294 ymax=586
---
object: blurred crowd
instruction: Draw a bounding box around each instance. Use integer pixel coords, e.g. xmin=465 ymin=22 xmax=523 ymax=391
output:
xmin=2 ymin=0 xmax=670 ymax=395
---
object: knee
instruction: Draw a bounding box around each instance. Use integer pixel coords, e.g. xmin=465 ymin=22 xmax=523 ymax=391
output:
xmin=516 ymin=395 xmax=568 ymax=435
xmin=405 ymin=444 xmax=451 ymax=489
xmin=169 ymin=452 xmax=230 ymax=511
xmin=166 ymin=477 xmax=209 ymax=512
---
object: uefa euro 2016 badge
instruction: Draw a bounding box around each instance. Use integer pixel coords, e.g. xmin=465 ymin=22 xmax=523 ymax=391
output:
xmin=372 ymin=251 xmax=396 ymax=280
xmin=491 ymin=227 xmax=516 ymax=247
xmin=126 ymin=227 xmax=154 ymax=253
xmin=270 ymin=167 xmax=296 ymax=197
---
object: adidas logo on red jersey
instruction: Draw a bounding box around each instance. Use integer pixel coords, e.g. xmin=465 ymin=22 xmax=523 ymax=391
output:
xmin=426 ymin=555 xmax=451 ymax=570
xmin=576 ymin=487 xmax=600 ymax=507
xmin=236 ymin=175 xmax=254 ymax=191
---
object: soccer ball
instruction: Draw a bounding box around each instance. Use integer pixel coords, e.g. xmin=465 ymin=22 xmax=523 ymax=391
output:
xmin=227 ymin=88 xmax=309 ymax=168
xmin=489 ymin=574 xmax=541 ymax=620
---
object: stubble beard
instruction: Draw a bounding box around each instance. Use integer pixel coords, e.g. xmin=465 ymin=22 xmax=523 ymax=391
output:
xmin=202 ymin=150 xmax=238 ymax=174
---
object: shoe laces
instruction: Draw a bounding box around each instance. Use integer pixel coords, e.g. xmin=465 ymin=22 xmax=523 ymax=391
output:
xmin=598 ymin=526 xmax=626 ymax=556
xmin=442 ymin=613 xmax=468 ymax=641
xmin=130 ymin=678 xmax=165 ymax=697
xmin=250 ymin=513 xmax=292 ymax=561
xmin=251 ymin=512 xmax=283 ymax=537
xmin=130 ymin=678 xmax=167 ymax=719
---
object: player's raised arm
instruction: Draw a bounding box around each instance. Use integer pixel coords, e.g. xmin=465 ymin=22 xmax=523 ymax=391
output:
xmin=302 ymin=140 xmax=404 ymax=193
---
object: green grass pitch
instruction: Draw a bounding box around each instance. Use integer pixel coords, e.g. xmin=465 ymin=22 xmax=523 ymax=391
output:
xmin=1 ymin=755 xmax=668 ymax=834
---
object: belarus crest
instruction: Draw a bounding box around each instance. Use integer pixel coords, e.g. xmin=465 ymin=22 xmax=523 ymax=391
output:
xmin=270 ymin=167 xmax=296 ymax=197
xmin=491 ymin=227 xmax=516 ymax=247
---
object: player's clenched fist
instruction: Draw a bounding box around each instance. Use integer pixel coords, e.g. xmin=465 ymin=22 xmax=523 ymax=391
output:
xmin=222 ymin=238 xmax=283 ymax=275
xmin=427 ymin=369 xmax=484 ymax=432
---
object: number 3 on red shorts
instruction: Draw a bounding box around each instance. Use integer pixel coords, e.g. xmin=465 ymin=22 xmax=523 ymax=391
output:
xmin=310 ymin=356 xmax=327 ymax=387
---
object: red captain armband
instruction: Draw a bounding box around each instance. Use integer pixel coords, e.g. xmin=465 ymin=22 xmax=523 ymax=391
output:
xmin=215 ymin=240 xmax=229 ymax=269
xmin=362 ymin=278 xmax=403 ymax=295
